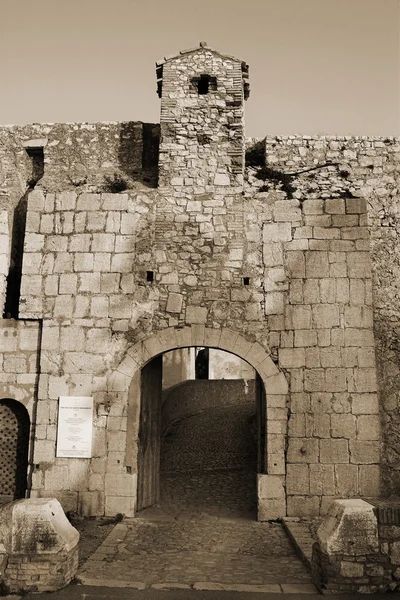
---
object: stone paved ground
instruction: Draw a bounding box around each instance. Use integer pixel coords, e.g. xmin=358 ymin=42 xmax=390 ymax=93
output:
xmin=78 ymin=403 xmax=317 ymax=593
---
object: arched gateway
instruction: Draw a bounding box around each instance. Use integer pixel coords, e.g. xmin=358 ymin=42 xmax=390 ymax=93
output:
xmin=110 ymin=326 xmax=288 ymax=521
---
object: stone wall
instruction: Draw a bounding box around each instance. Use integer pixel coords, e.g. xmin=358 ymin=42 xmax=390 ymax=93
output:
xmin=0 ymin=320 xmax=39 ymax=415
xmin=162 ymin=379 xmax=255 ymax=432
xmin=17 ymin=179 xmax=379 ymax=517
xmin=0 ymin=47 xmax=400 ymax=515
xmin=246 ymin=135 xmax=400 ymax=497
xmin=0 ymin=121 xmax=159 ymax=219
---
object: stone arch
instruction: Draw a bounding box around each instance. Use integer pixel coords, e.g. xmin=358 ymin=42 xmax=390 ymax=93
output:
xmin=0 ymin=398 xmax=30 ymax=501
xmin=107 ymin=326 xmax=288 ymax=520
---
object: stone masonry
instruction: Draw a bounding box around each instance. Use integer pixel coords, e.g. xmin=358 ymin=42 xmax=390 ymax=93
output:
xmin=0 ymin=42 xmax=397 ymax=520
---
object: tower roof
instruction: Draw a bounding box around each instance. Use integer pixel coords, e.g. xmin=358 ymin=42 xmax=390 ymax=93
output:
xmin=156 ymin=41 xmax=248 ymax=68
xmin=155 ymin=42 xmax=249 ymax=99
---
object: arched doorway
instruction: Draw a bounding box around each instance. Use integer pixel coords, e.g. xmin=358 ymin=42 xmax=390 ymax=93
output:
xmin=136 ymin=348 xmax=267 ymax=515
xmin=0 ymin=399 xmax=30 ymax=502
xmin=122 ymin=326 xmax=289 ymax=520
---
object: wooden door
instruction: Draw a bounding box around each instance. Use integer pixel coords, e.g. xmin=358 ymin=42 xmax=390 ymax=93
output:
xmin=137 ymin=357 xmax=162 ymax=511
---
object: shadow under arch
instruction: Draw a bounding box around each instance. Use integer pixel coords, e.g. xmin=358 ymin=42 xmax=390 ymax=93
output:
xmin=0 ymin=398 xmax=30 ymax=502
xmin=108 ymin=326 xmax=288 ymax=520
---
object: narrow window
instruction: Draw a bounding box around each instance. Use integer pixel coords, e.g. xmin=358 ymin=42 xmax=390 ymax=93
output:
xmin=191 ymin=75 xmax=217 ymax=95
xmin=198 ymin=75 xmax=210 ymax=95
xmin=146 ymin=271 xmax=154 ymax=282
xmin=243 ymin=277 xmax=250 ymax=286
xmin=26 ymin=147 xmax=44 ymax=188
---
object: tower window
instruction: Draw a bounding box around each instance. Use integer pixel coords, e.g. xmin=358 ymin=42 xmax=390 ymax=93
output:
xmin=25 ymin=146 xmax=44 ymax=187
xmin=191 ymin=74 xmax=217 ymax=95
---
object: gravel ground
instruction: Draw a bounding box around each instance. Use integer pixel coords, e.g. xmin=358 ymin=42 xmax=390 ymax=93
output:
xmin=69 ymin=516 xmax=116 ymax=567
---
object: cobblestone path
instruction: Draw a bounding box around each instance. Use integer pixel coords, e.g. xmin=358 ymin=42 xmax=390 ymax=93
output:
xmin=79 ymin=403 xmax=317 ymax=592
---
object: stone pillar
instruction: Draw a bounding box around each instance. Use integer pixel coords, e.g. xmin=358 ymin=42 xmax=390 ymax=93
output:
xmin=0 ymin=498 xmax=79 ymax=593
xmin=312 ymin=499 xmax=381 ymax=593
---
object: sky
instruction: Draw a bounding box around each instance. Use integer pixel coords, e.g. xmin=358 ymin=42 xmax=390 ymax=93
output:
xmin=0 ymin=0 xmax=399 ymax=137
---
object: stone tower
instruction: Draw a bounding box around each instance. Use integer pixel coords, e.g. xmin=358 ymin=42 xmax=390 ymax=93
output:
xmin=156 ymin=42 xmax=250 ymax=192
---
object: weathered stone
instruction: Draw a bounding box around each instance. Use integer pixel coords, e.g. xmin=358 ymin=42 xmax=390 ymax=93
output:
xmin=317 ymin=499 xmax=379 ymax=555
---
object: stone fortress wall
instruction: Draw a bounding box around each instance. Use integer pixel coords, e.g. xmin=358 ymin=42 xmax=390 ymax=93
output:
xmin=0 ymin=43 xmax=398 ymax=519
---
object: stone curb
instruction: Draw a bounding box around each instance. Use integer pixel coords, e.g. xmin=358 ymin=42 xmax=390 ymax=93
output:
xmin=282 ymin=518 xmax=315 ymax=572
xmin=78 ymin=578 xmax=318 ymax=594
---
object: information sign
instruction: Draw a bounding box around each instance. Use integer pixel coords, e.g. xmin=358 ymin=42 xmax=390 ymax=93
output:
xmin=56 ymin=396 xmax=93 ymax=458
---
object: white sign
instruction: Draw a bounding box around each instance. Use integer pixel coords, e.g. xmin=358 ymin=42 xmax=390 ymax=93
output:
xmin=56 ymin=396 xmax=93 ymax=458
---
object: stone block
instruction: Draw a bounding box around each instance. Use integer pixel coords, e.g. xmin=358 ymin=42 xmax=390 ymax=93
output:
xmin=294 ymin=330 xmax=317 ymax=347
xmin=263 ymin=242 xmax=284 ymax=267
xmin=186 ymin=306 xmax=207 ymax=324
xmin=0 ymin=498 xmax=79 ymax=592
xmin=102 ymin=193 xmax=128 ymax=211
xmin=286 ymin=464 xmax=310 ymax=495
xmin=317 ymin=499 xmax=379 ymax=556
xmin=290 ymin=306 xmax=312 ymax=329
xmin=287 ymin=496 xmax=320 ymax=517
xmin=353 ymin=368 xmax=377 ymax=392
xmin=349 ymin=440 xmax=380 ymax=464
xmin=273 ymin=200 xmax=302 ymax=222
xmin=306 ymin=413 xmax=330 ymax=438
xmin=92 ymin=233 xmax=115 ymax=253
xmin=345 ymin=198 xmax=367 ymax=214
xmin=264 ymin=292 xmax=285 ymax=315
xmin=340 ymin=561 xmax=364 ymax=578
xmin=263 ymin=222 xmax=292 ymax=242
xmin=325 ymin=368 xmax=347 ymax=392
xmin=325 ymin=199 xmax=345 ymax=214
xmin=105 ymin=495 xmax=134 ymax=517
xmin=305 ymin=252 xmax=329 ymax=277
xmin=310 ymin=464 xmax=335 ymax=495
xmin=111 ymin=253 xmax=135 ymax=273
xmin=213 ymin=173 xmax=230 ymax=186
xmin=44 ymin=466 xmax=69 ymax=491
xmin=304 ymin=369 xmax=325 ymax=392
xmin=78 ymin=491 xmax=105 ymax=517
xmin=258 ymin=474 xmax=285 ymax=500
xmin=335 ymin=464 xmax=358 ymax=496
xmin=320 ymin=439 xmax=349 ymax=464
xmin=351 ymin=394 xmax=379 ymax=414
xmin=279 ymin=348 xmax=305 ymax=368
xmin=264 ymin=267 xmax=287 ymax=292
xmin=105 ymin=473 xmax=136 ymax=497
xmin=258 ymin=497 xmax=286 ymax=521
xmin=344 ymin=329 xmax=374 ymax=347
xmin=166 ymin=293 xmax=183 ymax=314
xmin=288 ymin=413 xmax=306 ymax=437
xmin=287 ymin=438 xmax=319 ymax=463
xmin=33 ymin=440 xmax=56 ymax=463
xmin=320 ymin=348 xmax=341 ymax=368
xmin=28 ymin=189 xmax=45 ymax=211
xmin=302 ymin=200 xmax=324 ymax=215
xmin=358 ymin=465 xmax=380 ymax=497
xmin=357 ymin=415 xmax=380 ymax=440
xmin=331 ymin=414 xmax=356 ymax=439
xmin=286 ymin=251 xmax=305 ymax=278
xmin=109 ymin=296 xmax=132 ymax=319
xmin=312 ymin=304 xmax=339 ymax=329
xmin=347 ymin=252 xmax=371 ymax=279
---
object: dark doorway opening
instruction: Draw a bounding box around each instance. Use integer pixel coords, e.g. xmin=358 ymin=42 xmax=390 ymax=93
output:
xmin=137 ymin=348 xmax=266 ymax=520
xmin=195 ymin=347 xmax=209 ymax=379
xmin=0 ymin=399 xmax=30 ymax=503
